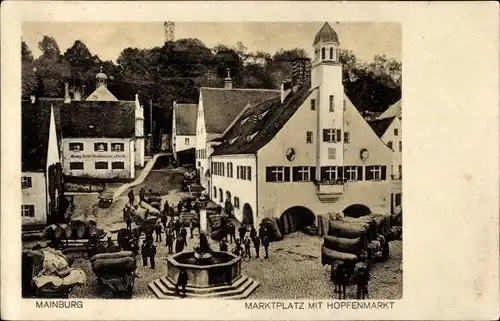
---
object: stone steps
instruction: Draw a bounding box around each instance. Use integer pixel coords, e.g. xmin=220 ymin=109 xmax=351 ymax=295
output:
xmin=148 ymin=274 xmax=259 ymax=299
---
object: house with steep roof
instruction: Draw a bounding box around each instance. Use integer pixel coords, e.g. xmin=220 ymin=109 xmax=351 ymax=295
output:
xmin=22 ymin=99 xmax=63 ymax=227
xmin=369 ymin=107 xmax=402 ymax=214
xmin=194 ymin=72 xmax=280 ymax=192
xmin=209 ymin=22 xmax=394 ymax=230
xmin=172 ymin=102 xmax=198 ymax=165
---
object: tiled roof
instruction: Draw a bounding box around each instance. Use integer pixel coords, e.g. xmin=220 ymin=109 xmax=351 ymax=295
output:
xmin=200 ymin=88 xmax=280 ymax=135
xmin=55 ymin=100 xmax=135 ymax=138
xmin=22 ymin=101 xmax=52 ymax=172
xmin=85 ymin=85 xmax=118 ymax=102
xmin=368 ymin=117 xmax=396 ymax=138
xmin=211 ymin=86 xmax=316 ymax=156
xmin=377 ymin=99 xmax=401 ymax=120
xmin=174 ymin=103 xmax=198 ymax=136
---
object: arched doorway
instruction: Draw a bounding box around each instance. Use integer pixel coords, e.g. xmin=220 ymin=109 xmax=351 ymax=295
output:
xmin=279 ymin=206 xmax=315 ymax=235
xmin=242 ymin=203 xmax=254 ymax=226
xmin=225 ymin=191 xmax=231 ymax=202
xmin=343 ymin=204 xmax=371 ymax=218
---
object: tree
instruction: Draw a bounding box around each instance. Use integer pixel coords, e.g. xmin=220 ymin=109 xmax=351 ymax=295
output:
xmin=38 ymin=36 xmax=61 ymax=60
xmin=21 ymin=40 xmax=34 ymax=62
xmin=21 ymin=41 xmax=37 ymax=98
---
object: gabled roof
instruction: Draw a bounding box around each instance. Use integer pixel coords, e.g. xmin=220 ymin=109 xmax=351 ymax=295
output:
xmin=22 ymin=101 xmax=53 ymax=172
xmin=55 ymin=101 xmax=135 ymax=138
xmin=85 ymin=85 xmax=118 ymax=102
xmin=368 ymin=117 xmax=396 ymax=138
xmin=200 ymin=88 xmax=280 ymax=135
xmin=211 ymin=86 xmax=317 ymax=156
xmin=174 ymin=103 xmax=198 ymax=136
xmin=377 ymin=99 xmax=401 ymax=120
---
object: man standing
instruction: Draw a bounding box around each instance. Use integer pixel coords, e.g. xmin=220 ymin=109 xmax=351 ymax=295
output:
xmin=224 ymin=199 xmax=233 ymax=217
xmin=176 ymin=269 xmax=189 ymax=297
xmin=189 ymin=218 xmax=195 ymax=239
xmin=154 ymin=222 xmax=163 ymax=242
xmin=179 ymin=226 xmax=188 ymax=246
xmin=262 ymin=235 xmax=270 ymax=259
xmin=177 ymin=202 xmax=183 ymax=215
xmin=141 ymin=240 xmax=149 ymax=267
xmin=250 ymin=227 xmax=257 ymax=240
xmin=238 ymin=224 xmax=246 ymax=241
xmin=193 ymin=202 xmax=200 ymax=215
xmin=139 ymin=187 xmax=146 ymax=203
xmin=126 ymin=216 xmax=132 ymax=231
xmin=219 ymin=239 xmax=228 ymax=252
xmin=175 ymin=236 xmax=185 ymax=253
xmin=227 ymin=222 xmax=236 ymax=244
xmin=127 ymin=190 xmax=135 ymax=206
xmin=165 ymin=228 xmax=174 ymax=254
xmin=149 ymin=241 xmax=157 ymax=269
xmin=243 ymin=237 xmax=251 ymax=258
xmin=174 ymin=219 xmax=182 ymax=239
xmin=252 ymin=234 xmax=261 ymax=258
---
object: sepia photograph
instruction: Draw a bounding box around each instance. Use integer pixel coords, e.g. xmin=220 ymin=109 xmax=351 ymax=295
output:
xmin=20 ymin=20 xmax=403 ymax=300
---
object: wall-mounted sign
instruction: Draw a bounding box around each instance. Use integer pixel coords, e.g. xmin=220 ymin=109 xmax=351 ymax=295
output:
xmin=70 ymin=154 xmax=127 ymax=159
xmin=286 ymin=148 xmax=296 ymax=162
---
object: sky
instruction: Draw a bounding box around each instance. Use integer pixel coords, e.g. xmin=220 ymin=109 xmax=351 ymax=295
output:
xmin=22 ymin=22 xmax=401 ymax=63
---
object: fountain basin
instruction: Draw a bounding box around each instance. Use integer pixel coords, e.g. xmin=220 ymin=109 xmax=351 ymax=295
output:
xmin=166 ymin=251 xmax=241 ymax=288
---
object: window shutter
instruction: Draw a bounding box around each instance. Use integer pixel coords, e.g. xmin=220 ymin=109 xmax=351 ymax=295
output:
xmin=247 ymin=167 xmax=252 ymax=181
xmin=237 ymin=166 xmax=240 ymax=179
xmin=337 ymin=166 xmax=344 ymax=180
xmin=365 ymin=166 xmax=373 ymax=180
xmin=322 ymin=129 xmax=328 ymax=142
xmin=381 ymin=166 xmax=387 ymax=180
xmin=30 ymin=205 xmax=35 ymax=217
xmin=336 ymin=129 xmax=342 ymax=142
xmin=357 ymin=166 xmax=363 ymax=181
xmin=320 ymin=167 xmax=328 ymax=180
xmin=292 ymin=167 xmax=299 ymax=182
xmin=284 ymin=167 xmax=291 ymax=182
xmin=391 ymin=193 xmax=394 ymax=214
xmin=310 ymin=167 xmax=316 ymax=181
xmin=265 ymin=167 xmax=273 ymax=182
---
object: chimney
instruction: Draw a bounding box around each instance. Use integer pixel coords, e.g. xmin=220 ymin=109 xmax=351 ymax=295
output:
xmin=30 ymin=95 xmax=36 ymax=104
xmin=292 ymin=58 xmax=312 ymax=89
xmin=224 ymin=68 xmax=233 ymax=89
xmin=64 ymin=82 xmax=71 ymax=103
xmin=281 ymin=80 xmax=293 ymax=103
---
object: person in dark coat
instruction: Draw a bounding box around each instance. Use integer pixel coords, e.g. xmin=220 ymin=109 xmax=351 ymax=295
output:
xmin=238 ymin=224 xmax=246 ymax=241
xmin=169 ymin=206 xmax=175 ymax=218
xmin=232 ymin=239 xmax=242 ymax=256
xmin=219 ymin=239 xmax=228 ymax=252
xmin=189 ymin=219 xmax=196 ymax=239
xmin=186 ymin=201 xmax=192 ymax=212
xmin=149 ymin=242 xmax=157 ymax=269
xmin=126 ymin=217 xmax=132 ymax=231
xmin=165 ymin=228 xmax=174 ymax=254
xmin=154 ymin=222 xmax=163 ymax=242
xmin=127 ymin=190 xmax=135 ymax=206
xmin=179 ymin=226 xmax=188 ymax=246
xmin=243 ymin=237 xmax=251 ymax=258
xmin=176 ymin=269 xmax=189 ymax=297
xmin=107 ymin=236 xmax=114 ymax=249
xmin=141 ymin=241 xmax=149 ymax=266
xmin=224 ymin=199 xmax=233 ymax=217
xmin=161 ymin=213 xmax=167 ymax=229
xmin=177 ymin=202 xmax=183 ymax=215
xmin=163 ymin=200 xmax=170 ymax=214
xmin=216 ymin=205 xmax=222 ymax=215
xmin=227 ymin=222 xmax=236 ymax=244
xmin=252 ymin=235 xmax=261 ymax=258
xmin=139 ymin=188 xmax=146 ymax=203
xmin=174 ymin=219 xmax=181 ymax=239
xmin=250 ymin=227 xmax=257 ymax=240
xmin=262 ymin=235 xmax=270 ymax=259
xmin=193 ymin=202 xmax=200 ymax=214
xmin=175 ymin=236 xmax=185 ymax=253
xmin=145 ymin=227 xmax=154 ymax=243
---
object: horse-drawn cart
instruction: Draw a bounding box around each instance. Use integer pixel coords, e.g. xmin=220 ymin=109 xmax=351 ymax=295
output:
xmin=91 ymin=251 xmax=138 ymax=298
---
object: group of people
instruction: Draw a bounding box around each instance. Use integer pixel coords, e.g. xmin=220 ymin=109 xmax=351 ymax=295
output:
xmin=219 ymin=222 xmax=271 ymax=259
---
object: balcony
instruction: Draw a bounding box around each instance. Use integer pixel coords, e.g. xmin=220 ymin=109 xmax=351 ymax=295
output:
xmin=315 ymin=179 xmax=345 ymax=203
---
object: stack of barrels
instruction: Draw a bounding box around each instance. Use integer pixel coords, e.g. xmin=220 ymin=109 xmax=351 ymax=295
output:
xmin=44 ymin=214 xmax=105 ymax=242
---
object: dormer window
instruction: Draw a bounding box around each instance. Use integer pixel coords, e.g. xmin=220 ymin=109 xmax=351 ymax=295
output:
xmin=258 ymin=109 xmax=270 ymax=120
xmin=240 ymin=116 xmax=250 ymax=126
xmin=229 ymin=136 xmax=239 ymax=145
xmin=94 ymin=143 xmax=108 ymax=152
xmin=69 ymin=142 xmax=84 ymax=152
xmin=246 ymin=131 xmax=259 ymax=142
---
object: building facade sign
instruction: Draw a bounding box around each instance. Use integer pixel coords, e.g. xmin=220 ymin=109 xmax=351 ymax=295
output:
xmin=70 ymin=154 xmax=127 ymax=159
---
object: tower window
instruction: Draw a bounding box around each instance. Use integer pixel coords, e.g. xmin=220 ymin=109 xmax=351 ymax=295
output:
xmin=329 ymin=95 xmax=334 ymax=112
xmin=321 ymin=47 xmax=325 ymax=60
xmin=306 ymin=131 xmax=313 ymax=143
xmin=310 ymin=99 xmax=316 ymax=110
xmin=329 ymin=47 xmax=333 ymax=60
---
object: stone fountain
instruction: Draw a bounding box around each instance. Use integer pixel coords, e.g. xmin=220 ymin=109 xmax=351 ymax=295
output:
xmin=148 ymin=205 xmax=259 ymax=299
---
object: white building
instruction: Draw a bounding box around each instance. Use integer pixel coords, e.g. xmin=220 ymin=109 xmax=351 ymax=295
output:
xmin=172 ymin=102 xmax=197 ymax=165
xmin=369 ymin=100 xmax=402 ymax=214
xmin=194 ymin=74 xmax=279 ymax=193
xmin=22 ymin=99 xmax=62 ymax=228
xmin=210 ymin=22 xmax=394 ymax=231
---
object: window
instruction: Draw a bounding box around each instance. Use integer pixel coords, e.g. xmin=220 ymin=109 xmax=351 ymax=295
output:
xmin=265 ymin=166 xmax=290 ymax=182
xmin=345 ymin=166 xmax=363 ymax=181
xmin=236 ymin=166 xmax=240 ymax=179
xmin=95 ymin=161 xmax=108 ymax=170
xmin=329 ymin=47 xmax=333 ymax=60
xmin=69 ymin=142 xmax=84 ymax=152
xmin=398 ymin=165 xmax=402 ymax=175
xmin=387 ymin=141 xmax=393 ymax=149
xmin=21 ymin=176 xmax=32 ymax=189
xmin=247 ymin=166 xmax=252 ymax=181
xmin=399 ymin=141 xmax=402 ymax=152
xmin=69 ymin=162 xmax=84 ymax=170
xmin=94 ymin=143 xmax=108 ymax=152
xmin=222 ymin=162 xmax=225 ymax=176
xmin=219 ymin=188 xmax=223 ymax=202
xmin=321 ymin=47 xmax=325 ymax=60
xmin=185 ymin=138 xmax=190 ymax=145
xmin=226 ymin=191 xmax=232 ymax=202
xmin=328 ymin=147 xmax=336 ymax=160
xmin=111 ymin=143 xmax=124 ymax=152
xmin=234 ymin=197 xmax=240 ymax=209
xmin=321 ymin=166 xmax=338 ymax=181
xmin=329 ymin=95 xmax=334 ymax=112
xmin=21 ymin=205 xmax=35 ymax=217
xmin=323 ymin=129 xmax=336 ymax=142
xmin=395 ymin=193 xmax=402 ymax=206
xmin=344 ymin=132 xmax=350 ymax=143
xmin=292 ymin=166 xmax=312 ymax=182
xmin=213 ymin=187 xmax=217 ymax=198
xmin=111 ymin=161 xmax=125 ymax=169
xmin=365 ymin=165 xmax=387 ymax=181
xmin=306 ymin=131 xmax=313 ymax=143
xmin=394 ymin=128 xmax=399 ymax=136
xmin=310 ymin=99 xmax=316 ymax=110
xmin=227 ymin=163 xmax=231 ymax=177
xmin=336 ymin=129 xmax=342 ymax=142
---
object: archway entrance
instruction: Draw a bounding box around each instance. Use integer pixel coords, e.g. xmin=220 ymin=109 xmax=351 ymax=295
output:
xmin=242 ymin=203 xmax=254 ymax=226
xmin=279 ymin=206 xmax=315 ymax=235
xmin=343 ymin=204 xmax=371 ymax=218
xmin=225 ymin=191 xmax=232 ymax=202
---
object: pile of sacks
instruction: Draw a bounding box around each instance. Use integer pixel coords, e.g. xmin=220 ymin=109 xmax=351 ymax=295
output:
xmin=179 ymin=211 xmax=198 ymax=227
xmin=208 ymin=214 xmax=229 ymax=240
xmin=26 ymin=247 xmax=86 ymax=294
xmin=321 ymin=213 xmax=393 ymax=267
xmin=91 ymin=251 xmax=137 ymax=278
xmin=44 ymin=214 xmax=105 ymax=240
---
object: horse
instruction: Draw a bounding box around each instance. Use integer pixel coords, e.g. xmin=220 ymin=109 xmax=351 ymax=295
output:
xmin=330 ymin=260 xmax=351 ymax=299
xmin=352 ymin=261 xmax=370 ymax=299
